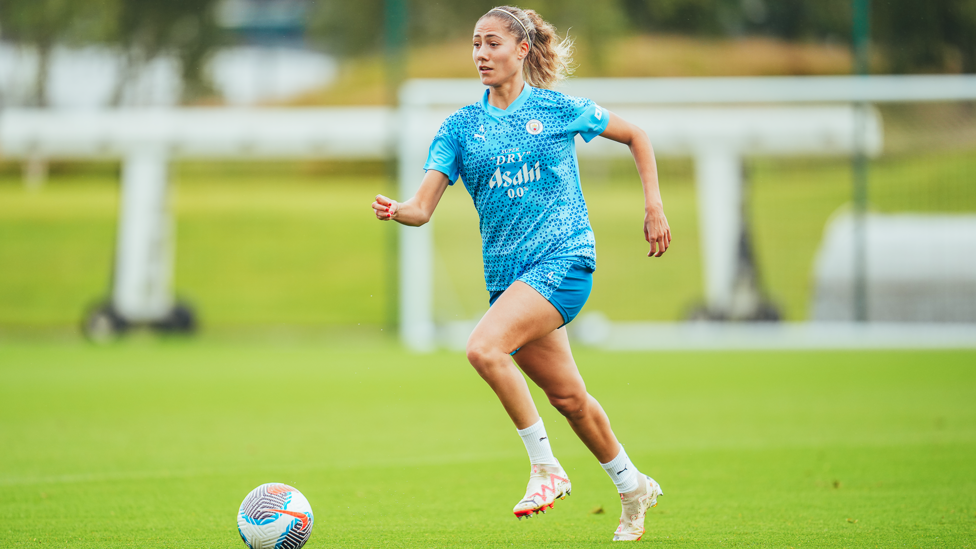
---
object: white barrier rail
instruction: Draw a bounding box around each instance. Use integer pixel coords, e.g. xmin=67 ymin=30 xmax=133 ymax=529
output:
xmin=403 ymin=75 xmax=976 ymax=106
xmin=0 ymin=108 xmax=394 ymax=159
xmin=2 ymin=75 xmax=974 ymax=347
xmin=1 ymin=108 xmax=392 ymax=334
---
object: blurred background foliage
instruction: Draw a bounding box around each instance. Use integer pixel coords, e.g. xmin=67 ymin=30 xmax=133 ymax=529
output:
xmin=0 ymin=0 xmax=222 ymax=104
xmin=1 ymin=0 xmax=975 ymax=106
xmin=308 ymin=0 xmax=976 ymax=73
xmin=109 ymin=0 xmax=222 ymax=103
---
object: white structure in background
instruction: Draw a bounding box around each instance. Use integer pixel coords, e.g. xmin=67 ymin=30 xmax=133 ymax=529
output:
xmin=208 ymin=47 xmax=336 ymax=105
xmin=0 ymin=43 xmax=336 ymax=108
xmin=401 ymin=75 xmax=976 ymax=351
xmin=398 ymin=78 xmax=885 ymax=350
xmin=0 ymin=108 xmax=391 ymax=340
xmin=0 ymin=45 xmax=181 ymax=107
xmin=812 ymin=212 xmax=976 ymax=322
xmin=2 ymin=75 xmax=975 ymax=347
xmin=580 ymin=105 xmax=882 ymax=319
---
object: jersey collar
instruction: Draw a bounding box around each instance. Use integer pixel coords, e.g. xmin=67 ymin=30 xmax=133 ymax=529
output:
xmin=481 ymin=83 xmax=533 ymax=119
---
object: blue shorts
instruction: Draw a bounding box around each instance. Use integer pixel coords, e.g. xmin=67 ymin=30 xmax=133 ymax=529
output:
xmin=489 ymin=263 xmax=594 ymax=327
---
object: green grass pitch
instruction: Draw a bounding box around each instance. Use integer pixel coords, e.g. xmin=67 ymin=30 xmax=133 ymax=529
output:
xmin=2 ymin=341 xmax=974 ymax=547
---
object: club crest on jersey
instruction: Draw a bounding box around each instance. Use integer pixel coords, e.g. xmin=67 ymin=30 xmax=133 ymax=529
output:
xmin=526 ymin=120 xmax=543 ymax=135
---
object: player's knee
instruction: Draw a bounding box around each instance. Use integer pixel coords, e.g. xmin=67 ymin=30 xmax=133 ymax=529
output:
xmin=548 ymin=392 xmax=587 ymax=418
xmin=465 ymin=339 xmax=501 ymax=376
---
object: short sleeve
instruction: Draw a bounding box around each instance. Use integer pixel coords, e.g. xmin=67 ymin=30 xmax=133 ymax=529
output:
xmin=423 ymin=121 xmax=461 ymax=184
xmin=565 ymin=100 xmax=610 ymax=143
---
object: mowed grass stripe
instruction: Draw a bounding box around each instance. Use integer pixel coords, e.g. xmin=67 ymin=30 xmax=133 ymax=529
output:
xmin=1 ymin=343 xmax=974 ymax=547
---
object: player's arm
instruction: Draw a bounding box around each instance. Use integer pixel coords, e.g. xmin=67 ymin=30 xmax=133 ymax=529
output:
xmin=372 ymin=169 xmax=451 ymax=227
xmin=600 ymin=112 xmax=672 ymax=258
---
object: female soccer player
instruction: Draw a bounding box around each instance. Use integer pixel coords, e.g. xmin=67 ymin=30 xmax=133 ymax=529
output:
xmin=371 ymin=5 xmax=671 ymax=542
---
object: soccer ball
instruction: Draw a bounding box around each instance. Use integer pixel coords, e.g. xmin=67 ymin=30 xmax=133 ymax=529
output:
xmin=237 ymin=483 xmax=314 ymax=549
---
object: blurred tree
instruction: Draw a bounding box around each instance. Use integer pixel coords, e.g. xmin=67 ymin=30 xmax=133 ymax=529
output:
xmin=307 ymin=0 xmax=383 ymax=55
xmin=0 ymin=0 xmax=113 ymax=106
xmin=540 ymin=0 xmax=626 ymax=72
xmin=0 ymin=0 xmax=222 ymax=105
xmin=307 ymin=0 xmax=626 ymax=70
xmin=621 ymin=0 xmax=976 ymax=74
xmin=621 ymin=0 xmax=850 ymax=38
xmin=752 ymin=0 xmax=850 ymax=41
xmin=109 ymin=0 xmax=222 ymax=104
xmin=621 ymin=0 xmax=728 ymax=35
xmin=874 ymin=0 xmax=976 ymax=73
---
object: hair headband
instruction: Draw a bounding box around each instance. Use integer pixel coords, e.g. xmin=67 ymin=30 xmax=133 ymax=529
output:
xmin=488 ymin=8 xmax=532 ymax=48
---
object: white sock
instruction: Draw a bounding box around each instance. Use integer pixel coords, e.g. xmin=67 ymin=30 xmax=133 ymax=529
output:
xmin=601 ymin=445 xmax=640 ymax=493
xmin=517 ymin=418 xmax=559 ymax=466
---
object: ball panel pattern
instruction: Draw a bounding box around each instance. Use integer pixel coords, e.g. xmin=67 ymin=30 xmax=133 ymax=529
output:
xmin=275 ymin=516 xmax=311 ymax=549
xmin=237 ymin=483 xmax=314 ymax=549
xmin=241 ymin=483 xmax=292 ymax=525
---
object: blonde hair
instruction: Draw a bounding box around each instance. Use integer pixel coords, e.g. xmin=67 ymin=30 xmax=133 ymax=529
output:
xmin=480 ymin=6 xmax=575 ymax=89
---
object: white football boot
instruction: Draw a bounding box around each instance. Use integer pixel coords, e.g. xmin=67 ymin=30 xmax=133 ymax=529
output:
xmin=612 ymin=475 xmax=663 ymax=541
xmin=513 ymin=463 xmax=572 ymax=519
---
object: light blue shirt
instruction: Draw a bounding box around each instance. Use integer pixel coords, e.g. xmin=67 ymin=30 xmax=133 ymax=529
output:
xmin=424 ymin=84 xmax=609 ymax=294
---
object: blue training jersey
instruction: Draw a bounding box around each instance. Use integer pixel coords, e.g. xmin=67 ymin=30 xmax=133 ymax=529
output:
xmin=424 ymin=84 xmax=609 ymax=296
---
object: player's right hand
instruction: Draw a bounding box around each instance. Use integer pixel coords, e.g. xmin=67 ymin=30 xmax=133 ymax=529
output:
xmin=644 ymin=205 xmax=671 ymax=258
xmin=372 ymin=194 xmax=399 ymax=221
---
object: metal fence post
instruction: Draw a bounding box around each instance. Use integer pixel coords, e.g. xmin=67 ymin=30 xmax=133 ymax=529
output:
xmin=852 ymin=0 xmax=872 ymax=322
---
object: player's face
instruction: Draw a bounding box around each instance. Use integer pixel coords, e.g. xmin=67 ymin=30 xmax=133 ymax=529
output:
xmin=472 ymin=18 xmax=526 ymax=87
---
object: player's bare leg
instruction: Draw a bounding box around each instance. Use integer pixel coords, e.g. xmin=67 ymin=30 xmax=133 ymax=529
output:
xmin=515 ymin=326 xmax=663 ymax=540
xmin=514 ymin=329 xmax=620 ymax=462
xmin=466 ymin=282 xmax=571 ymax=518
xmin=466 ymin=281 xmax=564 ymax=429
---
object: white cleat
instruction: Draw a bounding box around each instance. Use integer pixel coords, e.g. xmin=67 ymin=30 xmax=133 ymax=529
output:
xmin=513 ymin=463 xmax=572 ymax=519
xmin=612 ymin=475 xmax=663 ymax=541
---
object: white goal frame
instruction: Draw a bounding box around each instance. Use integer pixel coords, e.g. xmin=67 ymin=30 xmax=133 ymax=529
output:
xmin=399 ymin=76 xmax=976 ymax=351
xmin=400 ymin=76 xmax=976 ymax=351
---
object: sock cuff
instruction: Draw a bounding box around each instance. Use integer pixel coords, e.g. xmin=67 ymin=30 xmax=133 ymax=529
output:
xmin=517 ymin=418 xmax=558 ymax=466
xmin=601 ymin=445 xmax=639 ymax=493
xmin=601 ymin=445 xmax=628 ymax=469
xmin=516 ymin=418 xmax=545 ymax=437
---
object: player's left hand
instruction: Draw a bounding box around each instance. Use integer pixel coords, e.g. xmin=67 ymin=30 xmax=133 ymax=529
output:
xmin=372 ymin=194 xmax=400 ymax=221
xmin=644 ymin=205 xmax=671 ymax=257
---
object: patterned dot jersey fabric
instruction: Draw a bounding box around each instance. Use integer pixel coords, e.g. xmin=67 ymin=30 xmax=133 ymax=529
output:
xmin=424 ymin=84 xmax=610 ymax=299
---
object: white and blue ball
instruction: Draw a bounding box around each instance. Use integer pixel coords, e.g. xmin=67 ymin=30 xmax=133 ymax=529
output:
xmin=237 ymin=483 xmax=314 ymax=549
